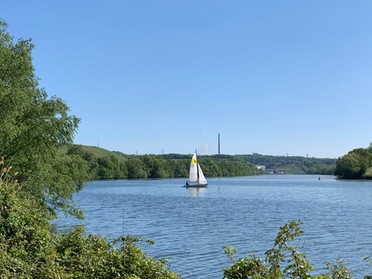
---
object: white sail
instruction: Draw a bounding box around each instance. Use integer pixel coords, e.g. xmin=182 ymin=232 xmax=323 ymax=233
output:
xmin=185 ymin=152 xmax=208 ymax=187
xmin=189 ymin=153 xmax=198 ymax=182
xmin=197 ymin=163 xmax=208 ymax=185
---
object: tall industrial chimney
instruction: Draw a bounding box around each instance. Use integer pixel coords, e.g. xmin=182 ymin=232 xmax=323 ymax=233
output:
xmin=218 ymin=133 xmax=221 ymax=155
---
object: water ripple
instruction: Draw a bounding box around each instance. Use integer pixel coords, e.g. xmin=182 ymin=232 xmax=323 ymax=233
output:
xmin=55 ymin=176 xmax=372 ymax=278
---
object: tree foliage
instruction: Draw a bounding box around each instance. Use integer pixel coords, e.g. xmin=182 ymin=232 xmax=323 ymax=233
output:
xmin=224 ymin=220 xmax=314 ymax=279
xmin=0 ymin=167 xmax=180 ymax=279
xmin=66 ymin=145 xmax=339 ymax=180
xmin=223 ymin=220 xmax=367 ymax=279
xmin=335 ymin=148 xmax=372 ymax=179
xmin=0 ymin=19 xmax=85 ymax=217
xmin=66 ymin=146 xmax=263 ymax=180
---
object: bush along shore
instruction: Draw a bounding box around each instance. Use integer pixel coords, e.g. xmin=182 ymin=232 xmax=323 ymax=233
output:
xmin=335 ymin=146 xmax=372 ymax=179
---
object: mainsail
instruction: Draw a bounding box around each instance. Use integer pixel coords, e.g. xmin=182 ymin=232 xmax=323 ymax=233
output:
xmin=189 ymin=153 xmax=198 ymax=182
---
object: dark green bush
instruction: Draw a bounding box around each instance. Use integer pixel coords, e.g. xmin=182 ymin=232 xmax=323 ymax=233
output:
xmin=0 ymin=169 xmax=179 ymax=279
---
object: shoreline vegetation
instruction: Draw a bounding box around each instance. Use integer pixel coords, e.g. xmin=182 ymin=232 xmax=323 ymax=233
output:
xmin=1 ymin=18 xmax=372 ymax=278
xmin=334 ymin=146 xmax=372 ymax=179
xmin=65 ymin=144 xmax=336 ymax=181
xmin=67 ymin=143 xmax=372 ymax=181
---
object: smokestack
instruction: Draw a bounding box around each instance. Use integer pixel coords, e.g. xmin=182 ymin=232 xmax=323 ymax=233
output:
xmin=218 ymin=133 xmax=220 ymax=155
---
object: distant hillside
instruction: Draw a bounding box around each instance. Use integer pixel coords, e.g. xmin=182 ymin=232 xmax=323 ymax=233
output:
xmin=78 ymin=145 xmax=126 ymax=162
xmin=65 ymin=145 xmax=262 ymax=180
xmin=237 ymin=153 xmax=336 ymax=174
xmin=65 ymin=145 xmax=337 ymax=179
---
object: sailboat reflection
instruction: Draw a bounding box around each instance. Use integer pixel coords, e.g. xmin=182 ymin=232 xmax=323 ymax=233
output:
xmin=187 ymin=187 xmax=207 ymax=197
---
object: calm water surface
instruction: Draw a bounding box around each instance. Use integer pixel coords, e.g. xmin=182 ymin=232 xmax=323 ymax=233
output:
xmin=55 ymin=175 xmax=372 ymax=278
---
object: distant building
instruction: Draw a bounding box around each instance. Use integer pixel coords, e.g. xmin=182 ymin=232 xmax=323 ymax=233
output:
xmin=256 ymin=165 xmax=266 ymax=171
xmin=273 ymin=169 xmax=287 ymax=174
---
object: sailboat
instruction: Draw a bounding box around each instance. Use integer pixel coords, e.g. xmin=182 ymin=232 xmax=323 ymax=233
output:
xmin=184 ymin=153 xmax=208 ymax=188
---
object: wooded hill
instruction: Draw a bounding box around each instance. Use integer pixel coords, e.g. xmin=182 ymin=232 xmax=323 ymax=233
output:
xmin=65 ymin=145 xmax=336 ymax=180
xmin=238 ymin=153 xmax=336 ymax=175
xmin=65 ymin=145 xmax=263 ymax=180
xmin=335 ymin=147 xmax=372 ymax=179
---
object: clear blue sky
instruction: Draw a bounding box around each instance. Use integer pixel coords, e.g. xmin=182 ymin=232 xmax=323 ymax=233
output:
xmin=3 ymin=1 xmax=372 ymax=158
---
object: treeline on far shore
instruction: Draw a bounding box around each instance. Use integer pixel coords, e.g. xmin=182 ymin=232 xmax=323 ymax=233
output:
xmin=66 ymin=145 xmax=263 ymax=180
xmin=335 ymin=146 xmax=372 ymax=179
xmin=237 ymin=153 xmax=336 ymax=175
xmin=65 ymin=145 xmax=337 ymax=180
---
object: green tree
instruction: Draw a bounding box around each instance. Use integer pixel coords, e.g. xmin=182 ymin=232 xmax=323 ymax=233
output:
xmin=335 ymin=148 xmax=372 ymax=179
xmin=143 ymin=155 xmax=170 ymax=178
xmin=224 ymin=220 xmax=314 ymax=279
xmin=201 ymin=157 xmax=221 ymax=177
xmin=0 ymin=165 xmax=55 ymax=277
xmin=127 ymin=157 xmax=148 ymax=179
xmin=67 ymin=144 xmax=100 ymax=180
xmin=0 ymin=20 xmax=84 ymax=217
xmin=368 ymin=143 xmax=372 ymax=153
xmin=97 ymin=155 xmax=126 ymax=179
xmin=224 ymin=220 xmax=356 ymax=279
xmin=0 ymin=166 xmax=180 ymax=278
xmin=168 ymin=159 xmax=188 ymax=178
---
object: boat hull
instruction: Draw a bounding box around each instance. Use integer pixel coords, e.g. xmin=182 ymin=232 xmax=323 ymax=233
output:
xmin=184 ymin=183 xmax=208 ymax=188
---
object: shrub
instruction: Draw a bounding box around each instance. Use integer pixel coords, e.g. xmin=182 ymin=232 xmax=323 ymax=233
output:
xmin=223 ymin=220 xmax=356 ymax=279
xmin=0 ymin=166 xmax=180 ymax=278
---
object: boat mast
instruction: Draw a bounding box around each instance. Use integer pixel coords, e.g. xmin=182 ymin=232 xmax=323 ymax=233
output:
xmin=195 ymin=149 xmax=199 ymax=182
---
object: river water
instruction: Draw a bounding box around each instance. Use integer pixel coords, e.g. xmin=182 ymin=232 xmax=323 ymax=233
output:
xmin=55 ymin=175 xmax=372 ymax=278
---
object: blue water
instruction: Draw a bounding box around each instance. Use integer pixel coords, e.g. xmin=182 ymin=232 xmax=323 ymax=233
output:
xmin=55 ymin=175 xmax=372 ymax=278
